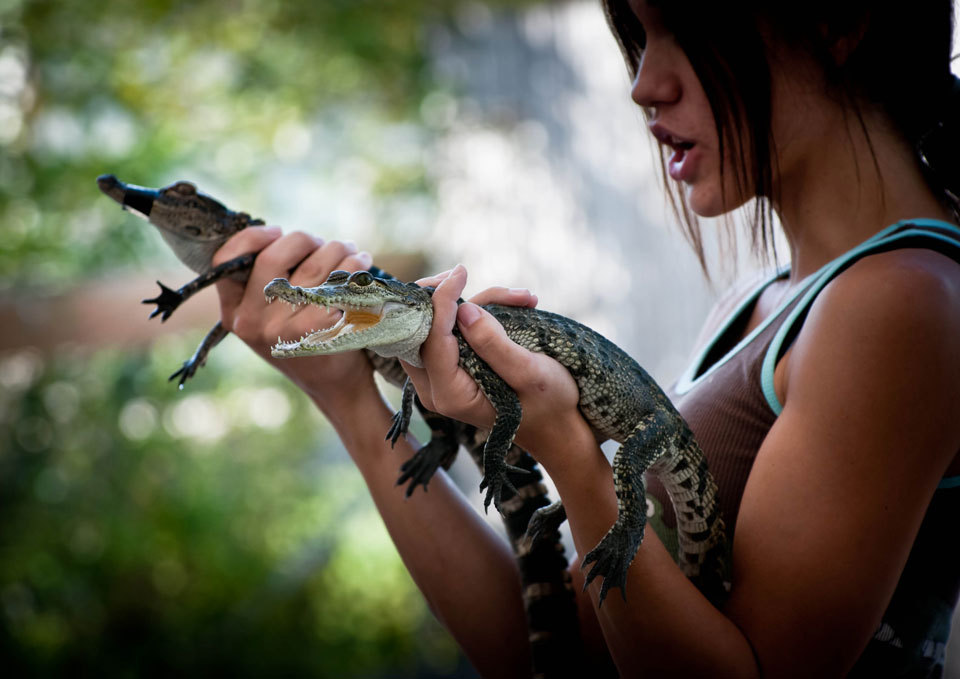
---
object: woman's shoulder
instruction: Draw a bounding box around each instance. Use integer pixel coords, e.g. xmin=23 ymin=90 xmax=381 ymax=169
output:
xmin=781 ymin=246 xmax=960 ymax=427
xmin=815 ymin=247 xmax=960 ymax=330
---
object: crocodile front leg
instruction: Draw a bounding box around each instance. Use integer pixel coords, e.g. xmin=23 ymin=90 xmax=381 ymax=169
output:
xmin=143 ymin=253 xmax=255 ymax=321
xmin=456 ymin=338 xmax=531 ymax=514
xmin=386 ymin=376 xmax=417 ymax=447
xmin=168 ymin=321 xmax=230 ymax=388
xmin=582 ymin=408 xmax=671 ymax=605
xmin=395 ymin=391 xmax=461 ymax=497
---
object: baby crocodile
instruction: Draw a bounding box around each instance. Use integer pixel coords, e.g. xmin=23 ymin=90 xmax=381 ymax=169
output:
xmin=96 ymin=175 xmax=583 ymax=677
xmin=264 ymin=271 xmax=728 ymax=605
xmin=97 ymin=174 xmax=265 ymax=387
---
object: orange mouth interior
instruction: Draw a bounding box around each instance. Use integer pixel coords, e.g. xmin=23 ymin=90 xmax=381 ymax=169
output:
xmin=312 ymin=308 xmax=383 ymax=343
xmin=344 ymin=309 xmax=381 ymax=331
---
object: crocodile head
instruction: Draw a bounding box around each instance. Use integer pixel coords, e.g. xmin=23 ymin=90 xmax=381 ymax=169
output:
xmin=263 ymin=270 xmax=434 ymax=367
xmin=97 ymin=174 xmax=264 ymax=273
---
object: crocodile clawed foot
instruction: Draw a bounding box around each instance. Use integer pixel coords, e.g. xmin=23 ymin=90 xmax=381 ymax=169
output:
xmin=581 ymin=521 xmax=645 ymax=606
xmin=525 ymin=501 xmax=567 ymax=544
xmin=143 ymin=281 xmax=184 ymax=322
xmin=479 ymin=461 xmax=530 ymax=514
xmin=385 ymin=409 xmax=411 ymax=448
xmin=168 ymin=357 xmax=201 ymax=389
xmin=396 ymin=441 xmax=447 ymax=497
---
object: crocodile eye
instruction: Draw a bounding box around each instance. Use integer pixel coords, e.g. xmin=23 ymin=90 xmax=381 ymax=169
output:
xmin=348 ymin=271 xmax=373 ymax=286
xmin=184 ymin=224 xmax=201 ymax=236
xmin=168 ymin=181 xmax=197 ymax=196
xmin=325 ymin=270 xmax=349 ymax=284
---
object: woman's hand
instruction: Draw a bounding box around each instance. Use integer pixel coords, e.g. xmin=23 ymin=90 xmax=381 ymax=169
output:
xmin=212 ymin=227 xmax=376 ymax=406
xmin=400 ymin=265 xmax=590 ymax=464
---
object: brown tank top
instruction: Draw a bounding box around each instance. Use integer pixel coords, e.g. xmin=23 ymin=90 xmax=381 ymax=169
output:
xmin=647 ymin=272 xmax=797 ymax=539
xmin=645 ymin=219 xmax=960 ymax=677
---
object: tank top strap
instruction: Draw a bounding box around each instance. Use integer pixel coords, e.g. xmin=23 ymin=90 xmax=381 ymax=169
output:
xmin=759 ymin=219 xmax=960 ymax=491
xmin=760 ymin=218 xmax=960 ymax=416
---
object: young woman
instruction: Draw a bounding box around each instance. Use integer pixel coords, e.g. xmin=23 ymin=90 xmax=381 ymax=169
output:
xmin=212 ymin=1 xmax=960 ymax=675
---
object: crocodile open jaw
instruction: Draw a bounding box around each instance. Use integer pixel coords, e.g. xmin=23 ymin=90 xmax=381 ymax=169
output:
xmin=264 ymin=279 xmax=390 ymax=355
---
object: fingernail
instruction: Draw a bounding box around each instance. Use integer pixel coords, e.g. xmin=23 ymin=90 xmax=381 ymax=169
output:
xmin=343 ymin=240 xmax=358 ymax=253
xmin=265 ymin=226 xmax=282 ymax=236
xmin=458 ymin=302 xmax=481 ymax=326
xmin=358 ymin=251 xmax=373 ymax=266
xmin=508 ymin=287 xmax=530 ymax=295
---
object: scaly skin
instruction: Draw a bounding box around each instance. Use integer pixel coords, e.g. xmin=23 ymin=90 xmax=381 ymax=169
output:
xmin=264 ymin=272 xmax=729 ymax=605
xmin=97 ymin=175 xmax=582 ymax=675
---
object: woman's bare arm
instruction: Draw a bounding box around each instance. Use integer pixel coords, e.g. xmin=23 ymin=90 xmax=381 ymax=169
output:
xmin=212 ymin=230 xmax=533 ymax=677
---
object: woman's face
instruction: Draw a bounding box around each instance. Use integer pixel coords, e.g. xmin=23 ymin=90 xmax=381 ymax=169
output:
xmin=627 ymin=0 xmax=749 ymax=217
xmin=626 ymin=1 xmax=837 ymax=219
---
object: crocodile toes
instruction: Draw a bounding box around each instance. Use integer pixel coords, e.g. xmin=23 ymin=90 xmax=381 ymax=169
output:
xmin=168 ymin=359 xmax=200 ymax=389
xmin=581 ymin=522 xmax=645 ymax=606
xmin=479 ymin=470 xmax=520 ymax=515
xmin=525 ymin=501 xmax=567 ymax=544
xmin=396 ymin=442 xmax=447 ymax=497
xmin=143 ymin=282 xmax=184 ymax=322
xmin=385 ymin=410 xmax=411 ymax=448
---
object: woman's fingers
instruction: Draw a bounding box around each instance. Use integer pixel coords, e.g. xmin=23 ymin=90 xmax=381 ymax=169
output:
xmin=241 ymin=231 xmax=321 ymax=306
xmin=211 ymin=225 xmax=283 ymax=268
xmin=414 ymin=268 xmax=455 ymax=290
xmin=401 ymin=266 xmax=516 ymax=428
xmin=456 ymin=302 xmax=546 ymax=392
xmin=468 ymin=286 xmax=538 ymax=309
xmin=289 ymin=240 xmax=372 ymax=287
xmin=402 ymin=266 xmax=466 ymax=407
xmin=212 ymin=226 xmax=283 ymax=314
xmin=405 ymin=266 xmax=489 ymax=420
xmin=419 ymin=264 xmax=469 ymax=378
xmin=213 ymin=229 xmax=375 ymax=352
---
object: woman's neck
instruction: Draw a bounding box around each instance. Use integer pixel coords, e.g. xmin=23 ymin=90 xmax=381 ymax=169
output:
xmin=773 ymin=107 xmax=955 ymax=281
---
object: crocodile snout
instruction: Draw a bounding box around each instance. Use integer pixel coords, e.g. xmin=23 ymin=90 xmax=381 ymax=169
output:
xmin=96 ymin=174 xmax=125 ymax=203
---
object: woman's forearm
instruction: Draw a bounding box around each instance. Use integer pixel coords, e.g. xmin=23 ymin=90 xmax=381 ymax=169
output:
xmin=541 ymin=421 xmax=759 ymax=678
xmin=314 ymin=384 xmax=532 ymax=678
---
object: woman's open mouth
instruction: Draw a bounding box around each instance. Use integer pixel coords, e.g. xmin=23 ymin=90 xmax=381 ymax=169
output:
xmin=667 ymin=142 xmax=696 ymax=181
xmin=649 ymin=123 xmax=698 ymax=182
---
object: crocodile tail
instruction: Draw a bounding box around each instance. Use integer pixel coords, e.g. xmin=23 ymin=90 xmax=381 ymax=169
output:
xmin=655 ymin=425 xmax=729 ymax=605
xmin=460 ymin=430 xmax=585 ymax=677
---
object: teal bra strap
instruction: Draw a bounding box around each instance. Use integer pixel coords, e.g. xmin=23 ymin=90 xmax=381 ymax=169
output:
xmin=673 ymin=269 xmax=790 ymax=395
xmin=760 ymin=219 xmax=960 ymax=416
xmin=938 ymin=476 xmax=960 ymax=490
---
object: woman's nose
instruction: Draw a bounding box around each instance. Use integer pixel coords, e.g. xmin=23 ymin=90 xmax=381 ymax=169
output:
xmin=630 ymin=50 xmax=681 ymax=110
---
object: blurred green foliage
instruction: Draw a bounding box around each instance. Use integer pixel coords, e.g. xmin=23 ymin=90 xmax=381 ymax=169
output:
xmin=0 ymin=338 xmax=464 ymax=677
xmin=0 ymin=0 xmax=537 ymax=675
xmin=0 ymin=0 xmax=534 ymax=289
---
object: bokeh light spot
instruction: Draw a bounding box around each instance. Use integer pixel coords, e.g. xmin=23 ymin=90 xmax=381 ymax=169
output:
xmin=119 ymin=398 xmax=158 ymax=440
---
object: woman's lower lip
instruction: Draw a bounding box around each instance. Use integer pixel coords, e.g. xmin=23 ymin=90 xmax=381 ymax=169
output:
xmin=668 ymin=145 xmax=697 ymax=182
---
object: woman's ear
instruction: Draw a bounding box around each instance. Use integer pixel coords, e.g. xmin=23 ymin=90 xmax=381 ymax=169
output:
xmin=821 ymin=12 xmax=869 ymax=67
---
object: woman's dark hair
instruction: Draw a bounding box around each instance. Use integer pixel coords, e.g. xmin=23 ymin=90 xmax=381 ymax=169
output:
xmin=602 ymin=0 xmax=959 ymax=272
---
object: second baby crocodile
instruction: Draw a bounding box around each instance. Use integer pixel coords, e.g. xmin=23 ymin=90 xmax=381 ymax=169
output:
xmin=264 ymin=271 xmax=728 ymax=604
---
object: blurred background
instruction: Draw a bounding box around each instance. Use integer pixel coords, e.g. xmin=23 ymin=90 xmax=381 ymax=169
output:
xmin=1 ymin=1 xmax=958 ymax=676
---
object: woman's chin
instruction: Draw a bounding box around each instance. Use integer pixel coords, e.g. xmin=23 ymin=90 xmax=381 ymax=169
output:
xmin=684 ymin=182 xmax=748 ymax=219
xmin=684 ymin=184 xmax=725 ymax=218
